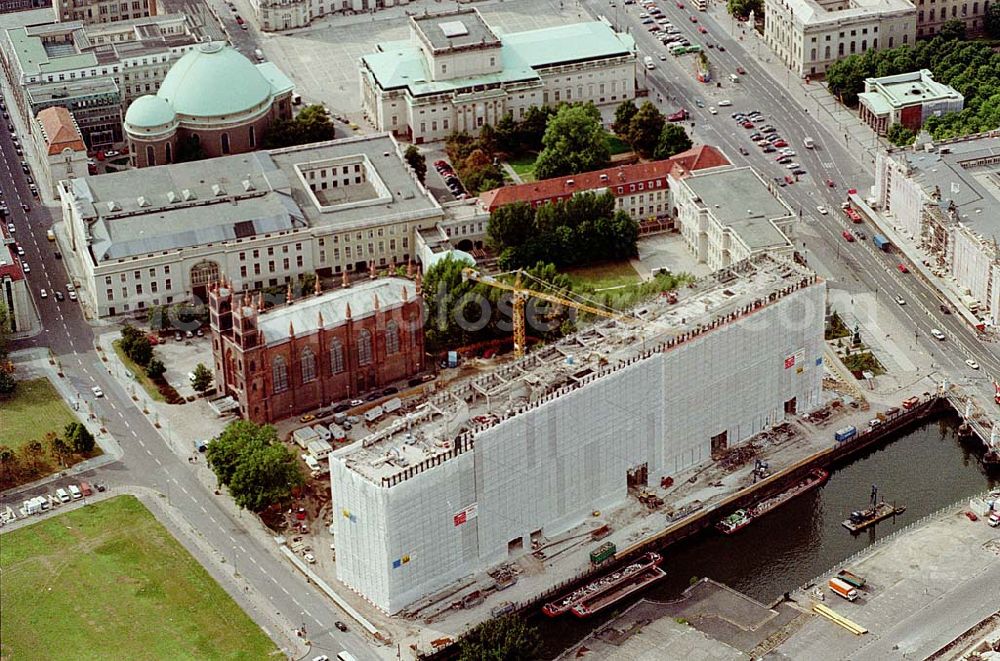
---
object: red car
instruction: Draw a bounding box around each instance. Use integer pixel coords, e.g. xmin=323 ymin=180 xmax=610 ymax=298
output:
xmin=773 ymin=140 xmax=788 ymax=148
xmin=676 ymin=1 xmax=684 ymax=6
xmin=742 ymin=121 xmax=754 ymax=128
xmin=667 ymin=109 xmax=689 ymax=121
xmin=842 ymin=230 xmax=855 ymax=242
xmin=690 ymin=15 xmax=698 ymax=21
xmin=965 ymin=511 xmax=978 ymax=521
xmin=784 ymin=174 xmax=795 ymax=185
xmin=826 ymin=178 xmax=835 ymax=187
xmin=897 ymin=263 xmax=909 ymax=273
xmin=698 ymin=25 xmax=708 ymax=33
xmin=736 ymin=66 xmax=746 ymax=74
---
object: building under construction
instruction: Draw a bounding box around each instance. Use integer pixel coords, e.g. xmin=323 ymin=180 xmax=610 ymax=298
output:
xmin=330 ymin=254 xmax=826 ymax=613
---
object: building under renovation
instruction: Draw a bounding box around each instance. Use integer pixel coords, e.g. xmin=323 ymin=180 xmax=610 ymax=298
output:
xmin=330 ymin=255 xmax=826 ymax=613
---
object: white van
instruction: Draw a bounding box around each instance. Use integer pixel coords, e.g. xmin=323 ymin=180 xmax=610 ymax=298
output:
xmin=363 ymin=405 xmax=384 ymax=423
xmin=643 ymin=56 xmax=656 ymax=70
xmin=804 ymin=136 xmax=815 ymax=149
xmin=56 ymin=488 xmax=71 ymax=503
xmin=328 ymin=424 xmax=346 ymax=442
xmin=254 ymin=48 xmax=265 ymax=62
xmin=382 ymin=397 xmax=402 ymax=414
xmin=312 ymin=424 xmax=332 ymax=442
xmin=717 ymin=99 xmax=733 ymax=107
xmin=68 ymin=484 xmax=82 ymax=500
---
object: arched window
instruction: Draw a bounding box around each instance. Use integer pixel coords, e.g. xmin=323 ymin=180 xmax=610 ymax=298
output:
xmin=329 ymin=339 xmax=345 ymax=374
xmin=165 ymin=141 xmax=172 ymax=164
xmin=221 ymin=133 xmax=231 ymax=154
xmin=272 ymin=355 xmax=289 ymax=393
xmin=357 ymin=329 xmax=373 ymax=366
xmin=385 ymin=321 xmax=400 ymax=354
xmin=248 ymin=125 xmax=256 ymax=148
xmin=146 ymin=144 xmax=155 ymax=166
xmin=301 ymin=347 xmax=316 ymax=383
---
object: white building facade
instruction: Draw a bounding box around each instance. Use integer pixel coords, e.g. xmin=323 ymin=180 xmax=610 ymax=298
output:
xmin=252 ymin=0 xmax=412 ymax=32
xmin=360 ymin=9 xmax=636 ymax=144
xmin=764 ymin=0 xmax=915 ymax=77
xmin=331 ymin=258 xmax=825 ymax=613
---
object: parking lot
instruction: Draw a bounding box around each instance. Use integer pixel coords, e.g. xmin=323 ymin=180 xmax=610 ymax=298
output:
xmin=258 ymin=0 xmax=587 ymax=122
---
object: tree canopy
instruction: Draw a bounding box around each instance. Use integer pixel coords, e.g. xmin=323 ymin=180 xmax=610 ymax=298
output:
xmin=119 ymin=324 xmax=152 ymax=367
xmin=263 ymin=104 xmax=336 ymax=149
xmin=458 ymin=615 xmax=541 ymax=661
xmin=885 ymin=123 xmax=916 ymax=146
xmin=206 ymin=420 xmax=303 ymax=511
xmin=626 ymin=102 xmax=666 ymax=159
xmin=987 ymin=3 xmax=1000 ymax=37
xmin=727 ymin=0 xmax=762 ymax=19
xmin=655 ymin=123 xmax=694 ymax=159
xmin=64 ymin=422 xmax=95 ymax=454
xmin=534 ymin=103 xmax=610 ymax=180
xmin=825 ymin=37 xmax=1000 ymax=139
xmin=191 ymin=363 xmax=213 ymax=393
xmin=404 ymin=145 xmax=427 ymax=183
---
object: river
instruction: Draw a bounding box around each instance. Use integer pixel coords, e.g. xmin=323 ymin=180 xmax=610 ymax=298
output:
xmin=534 ymin=413 xmax=1000 ymax=657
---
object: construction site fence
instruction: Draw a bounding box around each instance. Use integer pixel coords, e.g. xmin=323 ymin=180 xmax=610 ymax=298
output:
xmin=801 ymin=487 xmax=998 ymax=593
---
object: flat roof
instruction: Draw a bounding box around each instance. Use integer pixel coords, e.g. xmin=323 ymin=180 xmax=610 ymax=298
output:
xmin=683 ymin=167 xmax=793 ymax=250
xmin=254 ymin=277 xmax=416 ymax=345
xmin=899 ymin=136 xmax=1000 ymax=236
xmin=62 ymin=134 xmax=443 ymax=262
xmin=861 ymin=69 xmax=962 ymax=113
xmin=411 ymin=9 xmax=500 ymax=52
xmin=339 ymin=254 xmax=818 ymax=485
xmin=363 ymin=21 xmax=634 ymax=97
xmin=783 ymin=0 xmax=914 ymax=26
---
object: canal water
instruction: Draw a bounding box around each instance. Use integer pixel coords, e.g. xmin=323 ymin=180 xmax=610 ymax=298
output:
xmin=535 ymin=413 xmax=1000 ymax=657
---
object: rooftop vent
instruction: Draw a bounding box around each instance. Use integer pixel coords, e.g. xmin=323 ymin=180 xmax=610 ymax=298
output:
xmin=212 ymin=184 xmax=226 ymax=196
xmin=166 ymin=191 xmax=179 ymax=203
xmin=106 ymin=200 xmax=120 ymax=212
xmin=440 ymin=20 xmax=469 ymax=38
xmin=600 ymin=174 xmax=609 ymax=181
xmin=242 ymin=179 xmax=255 ymax=192
xmin=566 ymin=179 xmax=575 ymax=187
xmin=182 ymin=188 xmax=197 ymax=201
xmin=137 ymin=196 xmax=149 ymax=207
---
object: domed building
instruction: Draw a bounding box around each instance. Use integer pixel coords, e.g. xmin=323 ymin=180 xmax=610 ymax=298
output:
xmin=124 ymin=42 xmax=294 ymax=168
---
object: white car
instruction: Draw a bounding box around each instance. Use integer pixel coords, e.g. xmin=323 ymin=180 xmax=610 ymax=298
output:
xmin=22 ymin=262 xmax=30 ymax=274
xmin=16 ymin=245 xmax=24 ymax=256
xmin=785 ymin=162 xmax=800 ymax=169
xmin=709 ymin=107 xmax=717 ymax=114
xmin=930 ymin=328 xmax=946 ymax=340
xmin=39 ymin=287 xmax=46 ymax=298
xmin=894 ymin=295 xmax=906 ymax=305
xmin=816 ymin=205 xmax=828 ymax=215
xmin=91 ymin=386 xmax=104 ymax=397
xmin=6 ymin=223 xmax=14 ymax=233
xmin=718 ymin=99 xmax=733 ymax=107
xmin=966 ymin=358 xmax=980 ymax=370
xmin=303 ymin=552 xmax=316 ymax=564
xmin=68 ymin=291 xmax=77 ymax=301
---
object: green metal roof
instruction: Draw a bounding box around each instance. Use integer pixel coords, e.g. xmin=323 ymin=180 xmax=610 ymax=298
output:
xmin=124 ymin=94 xmax=177 ymax=129
xmin=363 ymin=21 xmax=634 ymax=98
xmin=857 ymin=91 xmax=892 ymax=115
xmin=6 ymin=26 xmax=98 ymax=77
xmin=157 ymin=42 xmax=273 ymax=118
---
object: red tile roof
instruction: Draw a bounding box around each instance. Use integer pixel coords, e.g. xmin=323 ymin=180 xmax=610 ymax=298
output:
xmin=36 ymin=106 xmax=86 ymax=156
xmin=479 ymin=145 xmax=730 ymax=211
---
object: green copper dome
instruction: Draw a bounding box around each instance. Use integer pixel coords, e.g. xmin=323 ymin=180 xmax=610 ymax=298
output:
xmin=124 ymin=94 xmax=177 ymax=130
xmin=156 ymin=42 xmax=272 ymax=118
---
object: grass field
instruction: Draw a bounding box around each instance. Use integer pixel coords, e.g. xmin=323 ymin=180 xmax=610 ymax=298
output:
xmin=0 ymin=496 xmax=279 ymax=661
xmin=112 ymin=340 xmax=165 ymax=402
xmin=565 ymin=261 xmax=641 ymax=291
xmin=607 ymin=134 xmax=632 ymax=156
xmin=0 ymin=377 xmax=76 ymax=450
xmin=507 ymin=153 xmax=537 ymax=182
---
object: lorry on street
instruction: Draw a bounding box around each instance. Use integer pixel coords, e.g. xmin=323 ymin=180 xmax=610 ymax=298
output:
xmin=590 ymin=541 xmax=616 ymax=565
xmin=834 ymin=426 xmax=858 ymax=443
xmin=873 ymin=235 xmax=891 ymax=251
xmin=989 ymin=511 xmax=1000 ymax=527
xmin=828 ymin=577 xmax=859 ymax=601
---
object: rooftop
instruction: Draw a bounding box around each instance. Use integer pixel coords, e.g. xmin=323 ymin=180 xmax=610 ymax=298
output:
xmin=363 ymin=20 xmax=634 ymax=98
xmin=478 ymin=145 xmax=730 ymax=211
xmin=250 ymin=277 xmax=417 ymax=346
xmin=411 ymin=9 xmax=500 ymax=53
xmin=897 ymin=134 xmax=1000 ymax=238
xmin=780 ymin=0 xmax=915 ymax=26
xmin=859 ymin=69 xmax=963 ymax=115
xmin=682 ymin=167 xmax=794 ymax=250
xmin=35 ymin=105 xmax=86 ymax=155
xmin=25 ymin=76 xmax=121 ymax=106
xmin=0 ymin=225 xmax=24 ymax=282
xmin=337 ymin=254 xmax=818 ymax=486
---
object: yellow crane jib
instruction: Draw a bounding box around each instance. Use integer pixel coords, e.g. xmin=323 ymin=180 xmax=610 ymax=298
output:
xmin=461 ymin=267 xmax=630 ymax=358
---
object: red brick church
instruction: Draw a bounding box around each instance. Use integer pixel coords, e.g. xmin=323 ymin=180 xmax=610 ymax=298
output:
xmin=208 ymin=274 xmax=425 ymax=424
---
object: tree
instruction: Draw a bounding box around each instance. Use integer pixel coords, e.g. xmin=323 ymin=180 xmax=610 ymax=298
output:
xmin=516 ymin=106 xmax=554 ymax=149
xmin=228 ymin=442 xmax=304 ymax=511
xmin=487 ymin=202 xmax=536 ymax=252
xmin=119 ymin=324 xmax=152 ymax=366
xmin=987 ymin=3 xmax=1000 ymax=37
xmin=46 ymin=432 xmax=71 ymax=467
xmin=0 ymin=444 xmax=20 ymax=489
xmin=534 ymin=103 xmax=610 ymax=180
xmin=0 ymin=364 xmax=15 ymax=397
xmin=458 ymin=615 xmax=541 ymax=661
xmin=263 ymin=104 xmax=336 ymax=148
xmin=626 ymin=102 xmax=666 ymax=159
xmin=404 ymin=145 xmax=427 ymax=183
xmin=939 ymin=19 xmax=966 ymax=40
xmin=727 ymin=0 xmax=762 ymax=18
xmin=145 ymin=357 xmax=166 ymax=380
xmin=654 ymin=123 xmax=694 ymax=159
xmin=612 ymin=100 xmax=638 ymax=137
xmin=0 ymin=301 xmax=9 ymax=361
xmin=885 ymin=123 xmax=916 ymax=146
xmin=18 ymin=440 xmax=45 ymax=474
xmin=421 ymin=253 xmax=481 ymax=351
xmin=65 ymin=422 xmax=95 ymax=454
xmin=191 ymin=363 xmax=213 ymax=393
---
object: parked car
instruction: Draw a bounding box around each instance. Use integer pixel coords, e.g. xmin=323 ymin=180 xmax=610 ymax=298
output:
xmin=335 ymin=621 xmax=348 ymax=632
xmin=965 ymin=511 xmax=979 ymax=521
xmin=816 ymin=205 xmax=828 ymax=215
xmin=91 ymin=386 xmax=104 ymax=397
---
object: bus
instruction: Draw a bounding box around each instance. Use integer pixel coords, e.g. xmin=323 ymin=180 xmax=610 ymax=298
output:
xmin=337 ymin=652 xmax=359 ymax=661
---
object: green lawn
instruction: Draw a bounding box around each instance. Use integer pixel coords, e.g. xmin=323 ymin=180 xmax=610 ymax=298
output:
xmin=507 ymin=153 xmax=537 ymax=182
xmin=565 ymin=261 xmax=641 ymax=291
xmin=0 ymin=496 xmax=279 ymax=661
xmin=607 ymin=134 xmax=632 ymax=156
xmin=113 ymin=339 xmax=165 ymax=402
xmin=0 ymin=377 xmax=76 ymax=450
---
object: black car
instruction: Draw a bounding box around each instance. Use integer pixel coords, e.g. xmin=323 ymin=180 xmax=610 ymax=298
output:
xmin=333 ymin=403 xmax=351 ymax=413
xmin=55 ymin=291 xmax=65 ymax=301
xmin=365 ymin=392 xmax=380 ymax=402
xmin=408 ymin=377 xmax=423 ymax=387
xmin=54 ymin=251 xmax=62 ymax=259
xmin=792 ymin=168 xmax=806 ymax=176
xmin=940 ymin=305 xmax=951 ymax=314
xmin=762 ymin=146 xmax=776 ymax=153
xmin=382 ymin=386 xmax=398 ymax=396
xmin=335 ymin=621 xmax=348 ymax=632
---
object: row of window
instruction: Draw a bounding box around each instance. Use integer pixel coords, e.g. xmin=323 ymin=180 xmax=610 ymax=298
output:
xmin=239 ymin=255 xmax=304 ymax=279
xmin=271 ymin=325 xmax=403 ymax=392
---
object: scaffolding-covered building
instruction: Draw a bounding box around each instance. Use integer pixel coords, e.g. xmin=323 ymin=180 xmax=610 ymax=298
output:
xmin=331 ymin=254 xmax=826 ymax=613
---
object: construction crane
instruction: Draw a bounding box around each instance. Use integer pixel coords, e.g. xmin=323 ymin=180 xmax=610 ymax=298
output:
xmin=462 ymin=267 xmax=633 ymax=359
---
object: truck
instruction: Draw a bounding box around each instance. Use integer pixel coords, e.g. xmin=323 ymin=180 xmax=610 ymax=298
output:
xmin=989 ymin=512 xmax=1000 ymax=527
xmin=873 ymin=234 xmax=891 ymax=251
xmin=828 ymin=577 xmax=859 ymax=601
xmin=382 ymin=397 xmax=402 ymax=414
xmin=590 ymin=541 xmax=616 ymax=565
xmin=363 ymin=405 xmax=384 ymax=423
xmin=834 ymin=425 xmax=857 ymax=443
